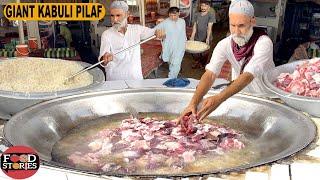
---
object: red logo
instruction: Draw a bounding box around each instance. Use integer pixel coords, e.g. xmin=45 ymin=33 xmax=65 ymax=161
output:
xmin=0 ymin=146 xmax=40 ymax=179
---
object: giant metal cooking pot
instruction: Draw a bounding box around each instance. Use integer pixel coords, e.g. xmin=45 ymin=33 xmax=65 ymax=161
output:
xmin=3 ymin=89 xmax=316 ymax=177
xmin=0 ymin=57 xmax=105 ymax=119
xmin=262 ymin=59 xmax=320 ymax=117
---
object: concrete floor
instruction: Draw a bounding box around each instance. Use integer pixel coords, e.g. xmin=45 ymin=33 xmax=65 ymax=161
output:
xmin=147 ymin=23 xmax=229 ymax=80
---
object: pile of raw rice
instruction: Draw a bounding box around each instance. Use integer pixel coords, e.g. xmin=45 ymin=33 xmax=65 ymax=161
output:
xmin=0 ymin=58 xmax=93 ymax=93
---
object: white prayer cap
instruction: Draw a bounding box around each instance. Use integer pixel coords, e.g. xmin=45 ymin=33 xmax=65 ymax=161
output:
xmin=110 ymin=0 xmax=129 ymax=12
xmin=229 ymin=0 xmax=254 ymax=17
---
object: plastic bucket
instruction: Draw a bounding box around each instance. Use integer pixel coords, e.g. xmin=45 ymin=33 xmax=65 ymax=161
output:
xmin=16 ymin=44 xmax=29 ymax=57
xmin=28 ymin=38 xmax=38 ymax=49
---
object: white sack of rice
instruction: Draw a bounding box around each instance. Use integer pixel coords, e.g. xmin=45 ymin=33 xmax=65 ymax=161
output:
xmin=0 ymin=58 xmax=94 ymax=93
xmin=186 ymin=41 xmax=209 ymax=52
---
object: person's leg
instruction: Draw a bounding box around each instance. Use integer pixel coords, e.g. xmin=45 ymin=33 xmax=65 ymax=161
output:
xmin=168 ymin=51 xmax=184 ymax=78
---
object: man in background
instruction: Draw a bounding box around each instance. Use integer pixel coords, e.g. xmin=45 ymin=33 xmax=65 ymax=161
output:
xmin=190 ymin=0 xmax=216 ymax=69
xmin=156 ymin=7 xmax=187 ymax=78
xmin=99 ymin=0 xmax=164 ymax=80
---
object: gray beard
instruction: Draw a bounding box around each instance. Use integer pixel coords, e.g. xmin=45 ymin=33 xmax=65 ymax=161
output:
xmin=113 ymin=18 xmax=127 ymax=31
xmin=231 ymin=28 xmax=254 ymax=47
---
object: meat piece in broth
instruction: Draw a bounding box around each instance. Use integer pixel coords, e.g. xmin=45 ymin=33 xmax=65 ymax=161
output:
xmin=67 ymin=117 xmax=245 ymax=173
xmin=181 ymin=115 xmax=198 ymax=134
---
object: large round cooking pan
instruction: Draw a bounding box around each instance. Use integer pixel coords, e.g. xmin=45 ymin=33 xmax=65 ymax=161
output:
xmin=0 ymin=57 xmax=105 ymax=119
xmin=3 ymin=89 xmax=316 ymax=177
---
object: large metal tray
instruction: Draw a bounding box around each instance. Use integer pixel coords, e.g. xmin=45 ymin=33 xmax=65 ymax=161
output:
xmin=3 ymin=89 xmax=316 ymax=177
xmin=0 ymin=57 xmax=105 ymax=119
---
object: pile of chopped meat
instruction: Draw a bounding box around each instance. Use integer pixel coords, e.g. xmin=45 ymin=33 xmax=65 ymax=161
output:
xmin=274 ymin=58 xmax=320 ymax=98
xmin=68 ymin=116 xmax=245 ymax=173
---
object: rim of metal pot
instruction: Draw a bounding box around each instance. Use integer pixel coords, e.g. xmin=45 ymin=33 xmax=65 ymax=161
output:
xmin=262 ymin=59 xmax=320 ymax=102
xmin=0 ymin=57 xmax=105 ymax=99
xmin=4 ymin=88 xmax=317 ymax=177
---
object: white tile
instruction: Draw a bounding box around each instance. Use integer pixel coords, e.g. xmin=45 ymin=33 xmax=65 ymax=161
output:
xmin=0 ymin=164 xmax=61 ymax=180
xmin=311 ymin=117 xmax=320 ymax=122
xmin=270 ymin=164 xmax=290 ymax=180
xmin=28 ymin=166 xmax=67 ymax=180
xmin=66 ymin=172 xmax=103 ymax=180
xmin=307 ymin=146 xmax=320 ymax=158
xmin=291 ymin=162 xmax=320 ymax=180
xmin=207 ymin=177 xmax=225 ymax=180
xmin=0 ymin=176 xmax=11 ymax=180
xmin=311 ymin=117 xmax=320 ymax=145
xmin=101 ymin=176 xmax=132 ymax=180
xmin=0 ymin=170 xmax=11 ymax=180
xmin=245 ymin=171 xmax=268 ymax=180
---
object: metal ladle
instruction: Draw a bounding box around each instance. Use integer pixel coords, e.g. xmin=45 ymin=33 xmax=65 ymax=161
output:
xmin=64 ymin=35 xmax=156 ymax=83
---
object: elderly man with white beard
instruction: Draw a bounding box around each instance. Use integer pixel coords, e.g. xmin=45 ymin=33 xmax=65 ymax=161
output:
xmin=99 ymin=0 xmax=165 ymax=80
xmin=178 ymin=0 xmax=275 ymax=122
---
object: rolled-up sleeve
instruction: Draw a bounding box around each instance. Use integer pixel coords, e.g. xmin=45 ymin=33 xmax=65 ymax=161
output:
xmin=205 ymin=40 xmax=228 ymax=76
xmin=243 ymin=36 xmax=274 ymax=77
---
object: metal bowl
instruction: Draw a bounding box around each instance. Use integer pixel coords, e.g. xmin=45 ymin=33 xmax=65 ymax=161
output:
xmin=262 ymin=59 xmax=320 ymax=117
xmin=0 ymin=57 xmax=105 ymax=119
xmin=3 ymin=89 xmax=316 ymax=177
xmin=185 ymin=40 xmax=210 ymax=54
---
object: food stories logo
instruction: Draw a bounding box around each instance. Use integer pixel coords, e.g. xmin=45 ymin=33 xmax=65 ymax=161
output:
xmin=0 ymin=146 xmax=40 ymax=179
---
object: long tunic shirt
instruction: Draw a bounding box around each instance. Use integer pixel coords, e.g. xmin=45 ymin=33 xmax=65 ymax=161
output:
xmin=205 ymin=35 xmax=275 ymax=94
xmin=99 ymin=25 xmax=155 ymax=80
xmin=156 ymin=18 xmax=186 ymax=78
